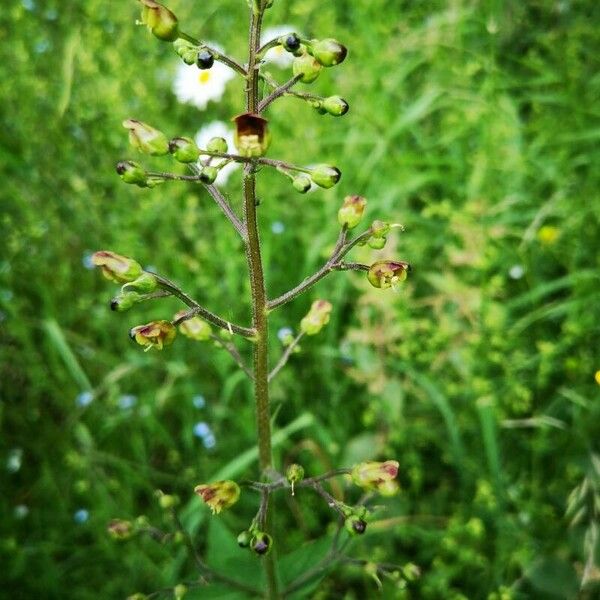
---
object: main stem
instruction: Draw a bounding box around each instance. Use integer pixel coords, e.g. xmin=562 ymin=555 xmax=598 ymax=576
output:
xmin=244 ymin=5 xmax=279 ymax=599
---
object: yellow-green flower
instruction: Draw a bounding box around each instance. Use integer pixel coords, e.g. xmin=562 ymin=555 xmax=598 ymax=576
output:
xmin=92 ymin=251 xmax=143 ymax=284
xmin=351 ymin=460 xmax=399 ymax=494
xmin=194 ymin=480 xmax=240 ymax=514
xmin=129 ymin=320 xmax=176 ymax=351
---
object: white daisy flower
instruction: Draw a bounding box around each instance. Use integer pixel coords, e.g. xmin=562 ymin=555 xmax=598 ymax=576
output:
xmin=172 ymin=44 xmax=235 ymax=110
xmin=261 ymin=25 xmax=299 ymax=68
xmin=195 ymin=121 xmax=239 ymax=187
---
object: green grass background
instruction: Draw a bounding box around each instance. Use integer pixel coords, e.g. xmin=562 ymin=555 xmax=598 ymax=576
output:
xmin=1 ymin=0 xmax=600 ymax=598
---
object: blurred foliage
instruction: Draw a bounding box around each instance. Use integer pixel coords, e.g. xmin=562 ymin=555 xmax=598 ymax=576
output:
xmin=1 ymin=0 xmax=600 ymax=598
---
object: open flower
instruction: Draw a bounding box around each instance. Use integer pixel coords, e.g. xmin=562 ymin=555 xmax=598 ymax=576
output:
xmin=233 ymin=113 xmax=270 ymax=158
xmin=129 ymin=320 xmax=176 ymax=351
xmin=173 ymin=45 xmax=234 ymax=110
xmin=195 ymin=121 xmax=239 ymax=186
xmin=367 ymin=260 xmax=410 ymax=289
xmin=92 ymin=251 xmax=143 ymax=283
xmin=351 ymin=460 xmax=399 ymax=494
xmin=194 ymin=480 xmax=240 ymax=514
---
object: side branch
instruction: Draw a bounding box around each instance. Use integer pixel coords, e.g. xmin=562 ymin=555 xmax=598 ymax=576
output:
xmin=178 ymin=33 xmax=247 ymax=77
xmin=268 ymin=332 xmax=304 ymax=381
xmin=211 ymin=334 xmax=254 ymax=379
xmin=154 ymin=273 xmax=256 ymax=338
xmin=258 ymin=75 xmax=302 ymax=112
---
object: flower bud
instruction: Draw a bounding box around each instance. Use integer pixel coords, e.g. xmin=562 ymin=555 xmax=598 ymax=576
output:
xmin=233 ymin=113 xmax=271 ymax=158
xmin=199 ymin=166 xmax=218 ymax=185
xmin=310 ymin=165 xmax=341 ymax=189
xmin=308 ymin=38 xmax=348 ymax=67
xmin=173 ymin=38 xmax=198 ymax=65
xmin=368 ymin=237 xmax=386 ymax=250
xmin=107 ymin=519 xmax=133 ymax=540
xmin=292 ymin=175 xmax=312 ymax=193
xmin=155 ymin=491 xmax=179 ymax=509
xmin=194 ymin=480 xmax=241 ymax=514
xmin=123 ymin=119 xmax=169 ymax=156
xmin=139 ymin=0 xmax=179 ymax=42
xmin=196 ymin=48 xmax=214 ymax=70
xmin=206 ymin=136 xmax=228 ymax=154
xmin=116 ymin=160 xmax=147 ymax=186
xmin=292 ymin=52 xmax=322 ymax=83
xmin=323 ymin=96 xmax=349 ymax=117
xmin=280 ymin=33 xmax=301 ymax=54
xmin=110 ymin=291 xmax=142 ymax=312
xmin=127 ymin=594 xmax=147 ymax=600
xmin=169 ymin=136 xmax=200 ymax=163
xmin=351 ymin=460 xmax=399 ymax=493
xmin=129 ymin=320 xmax=176 ymax=351
xmin=237 ymin=530 xmax=252 ymax=548
xmin=92 ymin=251 xmax=143 ymax=284
xmin=251 ymin=531 xmax=273 ymax=555
xmin=174 ymin=311 xmax=212 ymax=341
xmin=344 ymin=514 xmax=367 ymax=536
xmin=338 ymin=195 xmax=367 ymax=229
xmin=370 ymin=220 xmax=391 ymax=238
xmin=174 ymin=585 xmax=187 ymax=600
xmin=367 ymin=261 xmax=410 ymax=290
xmin=286 ymin=463 xmax=304 ymax=495
xmin=300 ymin=299 xmax=332 ymax=335
xmin=122 ymin=272 xmax=158 ymax=294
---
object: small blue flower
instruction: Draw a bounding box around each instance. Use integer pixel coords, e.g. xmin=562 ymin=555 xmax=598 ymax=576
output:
xmin=76 ymin=391 xmax=94 ymax=408
xmin=74 ymin=509 xmax=89 ymax=524
xmin=22 ymin=0 xmax=35 ymax=11
xmin=118 ymin=394 xmax=137 ymax=410
xmin=509 ymin=265 xmax=525 ymax=280
xmin=193 ymin=422 xmax=211 ymax=438
xmin=277 ymin=327 xmax=293 ymax=343
xmin=35 ymin=39 xmax=51 ymax=54
xmin=271 ymin=221 xmax=285 ymax=235
xmin=82 ymin=253 xmax=95 ymax=270
xmin=203 ymin=434 xmax=217 ymax=449
xmin=192 ymin=395 xmax=206 ymax=409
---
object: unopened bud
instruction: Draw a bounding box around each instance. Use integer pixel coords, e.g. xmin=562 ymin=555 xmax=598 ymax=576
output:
xmin=292 ymin=52 xmax=322 ymax=83
xmin=127 ymin=594 xmax=147 ymax=600
xmin=280 ymin=33 xmax=301 ymax=54
xmin=174 ymin=311 xmax=212 ymax=341
xmin=196 ymin=48 xmax=214 ymax=70
xmin=199 ymin=166 xmax=218 ymax=184
xmin=323 ymin=95 xmax=349 ymax=117
xmin=251 ymin=531 xmax=273 ymax=555
xmin=173 ymin=584 xmax=187 ymax=599
xmin=122 ymin=272 xmax=158 ymax=294
xmin=130 ymin=320 xmax=176 ymax=351
xmin=237 ymin=530 xmax=252 ymax=548
xmin=233 ymin=113 xmax=270 ymax=158
xmin=300 ymin=299 xmax=332 ymax=335
xmin=92 ymin=251 xmax=143 ymax=283
xmin=110 ymin=291 xmax=142 ymax=312
xmin=116 ymin=160 xmax=147 ymax=186
xmin=367 ymin=261 xmax=410 ymax=290
xmin=345 ymin=515 xmax=367 ymax=536
xmin=338 ymin=195 xmax=367 ymax=229
xmin=194 ymin=480 xmax=240 ymax=514
xmin=206 ymin=136 xmax=228 ymax=154
xmin=173 ymin=38 xmax=198 ymax=65
xmin=155 ymin=491 xmax=179 ymax=509
xmin=368 ymin=237 xmax=386 ymax=250
xmin=139 ymin=0 xmax=179 ymax=42
xmin=310 ymin=165 xmax=341 ymax=189
xmin=123 ymin=119 xmax=169 ymax=156
xmin=169 ymin=136 xmax=200 ymax=163
xmin=292 ymin=175 xmax=312 ymax=193
xmin=308 ymin=38 xmax=348 ymax=67
xmin=107 ymin=519 xmax=133 ymax=540
xmin=286 ymin=463 xmax=304 ymax=495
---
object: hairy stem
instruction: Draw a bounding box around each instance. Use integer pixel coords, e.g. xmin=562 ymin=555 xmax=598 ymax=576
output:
xmin=244 ymin=5 xmax=279 ymax=599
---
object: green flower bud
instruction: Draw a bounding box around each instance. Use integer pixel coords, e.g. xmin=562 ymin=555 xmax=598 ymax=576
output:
xmin=199 ymin=166 xmax=218 ymax=185
xmin=367 ymin=261 xmax=410 ymax=290
xmin=194 ymin=480 xmax=241 ymax=514
xmin=233 ymin=113 xmax=271 ymax=158
xmin=169 ymin=136 xmax=200 ymax=163
xmin=323 ymin=95 xmax=349 ymax=116
xmin=123 ymin=119 xmax=169 ymax=156
xmin=174 ymin=311 xmax=212 ymax=341
xmin=310 ymin=165 xmax=341 ymax=189
xmin=292 ymin=175 xmax=312 ymax=193
xmin=367 ymin=237 xmax=386 ymax=250
xmin=308 ymin=38 xmax=348 ymax=67
xmin=130 ymin=320 xmax=176 ymax=351
xmin=116 ymin=160 xmax=147 ymax=186
xmin=251 ymin=531 xmax=273 ymax=555
xmin=127 ymin=594 xmax=147 ymax=600
xmin=280 ymin=33 xmax=301 ymax=54
xmin=173 ymin=584 xmax=187 ymax=600
xmin=122 ymin=272 xmax=158 ymax=294
xmin=237 ymin=530 xmax=252 ymax=548
xmin=292 ymin=52 xmax=322 ymax=83
xmin=110 ymin=291 xmax=142 ymax=312
xmin=338 ymin=195 xmax=367 ymax=229
xmin=206 ymin=136 xmax=228 ymax=154
xmin=92 ymin=251 xmax=143 ymax=284
xmin=155 ymin=491 xmax=179 ymax=509
xmin=370 ymin=220 xmax=391 ymax=238
xmin=139 ymin=0 xmax=179 ymax=42
xmin=196 ymin=48 xmax=214 ymax=70
xmin=107 ymin=519 xmax=133 ymax=540
xmin=300 ymin=299 xmax=332 ymax=335
xmin=173 ymin=39 xmax=198 ymax=65
xmin=286 ymin=464 xmax=304 ymax=496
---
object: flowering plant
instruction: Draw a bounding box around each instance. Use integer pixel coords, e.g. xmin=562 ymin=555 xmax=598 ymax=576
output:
xmin=94 ymin=1 xmax=412 ymax=597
